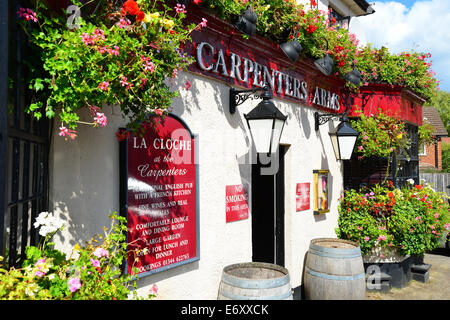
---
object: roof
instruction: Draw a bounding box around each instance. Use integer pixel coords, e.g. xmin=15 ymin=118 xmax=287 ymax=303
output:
xmin=330 ymin=0 xmax=375 ymax=17
xmin=422 ymin=107 xmax=448 ymax=137
xmin=354 ymin=0 xmax=375 ymax=14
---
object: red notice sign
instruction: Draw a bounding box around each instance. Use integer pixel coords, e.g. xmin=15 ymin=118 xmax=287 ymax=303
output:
xmin=296 ymin=183 xmax=310 ymax=212
xmin=225 ymin=184 xmax=249 ymax=223
xmin=124 ymin=115 xmax=198 ymax=276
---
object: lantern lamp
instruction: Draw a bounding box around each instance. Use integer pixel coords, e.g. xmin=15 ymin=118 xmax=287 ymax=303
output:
xmin=230 ymin=86 xmax=287 ymax=155
xmin=314 ymin=112 xmax=359 ymax=160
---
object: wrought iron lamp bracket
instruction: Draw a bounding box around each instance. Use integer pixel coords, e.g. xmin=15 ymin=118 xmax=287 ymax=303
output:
xmin=314 ymin=111 xmax=345 ymax=131
xmin=230 ymin=86 xmax=269 ymax=114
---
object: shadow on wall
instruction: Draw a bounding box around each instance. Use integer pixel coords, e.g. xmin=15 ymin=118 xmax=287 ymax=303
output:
xmin=50 ymin=105 xmax=124 ymax=251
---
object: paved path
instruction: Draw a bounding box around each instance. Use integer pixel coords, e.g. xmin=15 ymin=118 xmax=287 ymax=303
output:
xmin=366 ymin=250 xmax=450 ymax=300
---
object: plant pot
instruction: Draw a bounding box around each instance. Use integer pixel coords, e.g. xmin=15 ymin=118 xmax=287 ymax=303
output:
xmin=363 ymin=246 xmax=413 ymax=289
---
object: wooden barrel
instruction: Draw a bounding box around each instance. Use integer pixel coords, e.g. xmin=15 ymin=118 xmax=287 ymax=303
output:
xmin=218 ymin=262 xmax=293 ymax=300
xmin=304 ymin=238 xmax=366 ymax=300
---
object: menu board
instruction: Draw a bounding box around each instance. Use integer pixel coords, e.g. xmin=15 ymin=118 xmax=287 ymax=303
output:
xmin=123 ymin=115 xmax=198 ymax=276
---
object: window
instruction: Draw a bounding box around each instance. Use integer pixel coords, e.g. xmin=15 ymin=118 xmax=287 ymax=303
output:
xmin=418 ymin=143 xmax=426 ymax=156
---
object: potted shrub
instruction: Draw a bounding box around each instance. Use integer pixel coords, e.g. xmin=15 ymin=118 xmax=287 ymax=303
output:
xmin=336 ymin=180 xmax=450 ymax=288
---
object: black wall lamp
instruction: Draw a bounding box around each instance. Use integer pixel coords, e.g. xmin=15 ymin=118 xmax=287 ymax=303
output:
xmin=280 ymin=25 xmax=302 ymax=62
xmin=314 ymin=111 xmax=359 ymax=160
xmin=230 ymin=86 xmax=287 ymax=155
xmin=234 ymin=6 xmax=258 ymax=37
xmin=314 ymin=38 xmax=334 ymax=76
xmin=345 ymin=64 xmax=362 ymax=86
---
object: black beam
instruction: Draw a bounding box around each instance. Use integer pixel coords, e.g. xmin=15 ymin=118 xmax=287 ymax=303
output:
xmin=0 ymin=0 xmax=9 ymax=258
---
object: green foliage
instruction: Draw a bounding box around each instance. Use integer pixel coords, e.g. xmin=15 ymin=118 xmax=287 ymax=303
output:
xmin=336 ymin=181 xmax=450 ymax=256
xmin=356 ymin=46 xmax=438 ymax=100
xmin=424 ymin=90 xmax=450 ymax=135
xmin=18 ymin=0 xmax=197 ymax=135
xmin=442 ymin=142 xmax=450 ymax=173
xmin=0 ymin=213 xmax=156 ymax=300
xmin=200 ymin=0 xmax=438 ymax=98
xmin=418 ymin=120 xmax=435 ymax=147
xmin=350 ymin=108 xmax=410 ymax=159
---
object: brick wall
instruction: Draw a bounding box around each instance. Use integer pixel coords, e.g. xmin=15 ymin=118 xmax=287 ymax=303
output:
xmin=419 ymin=140 xmax=442 ymax=170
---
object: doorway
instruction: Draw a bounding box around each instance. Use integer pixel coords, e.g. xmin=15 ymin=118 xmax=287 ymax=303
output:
xmin=251 ymin=146 xmax=286 ymax=266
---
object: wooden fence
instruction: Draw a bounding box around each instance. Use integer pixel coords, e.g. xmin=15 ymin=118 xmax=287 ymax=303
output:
xmin=419 ymin=173 xmax=450 ymax=197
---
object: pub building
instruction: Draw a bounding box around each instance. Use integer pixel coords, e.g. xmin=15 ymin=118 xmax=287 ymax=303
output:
xmin=1 ymin=0 xmax=426 ymax=300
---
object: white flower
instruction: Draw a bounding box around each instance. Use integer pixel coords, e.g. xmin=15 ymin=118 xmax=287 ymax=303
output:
xmin=34 ymin=211 xmax=65 ymax=237
xmin=406 ymin=178 xmax=414 ymax=185
xmin=33 ymin=211 xmax=50 ymax=228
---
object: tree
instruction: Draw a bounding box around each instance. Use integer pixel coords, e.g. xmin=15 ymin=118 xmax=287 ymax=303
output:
xmin=424 ymin=90 xmax=450 ymax=135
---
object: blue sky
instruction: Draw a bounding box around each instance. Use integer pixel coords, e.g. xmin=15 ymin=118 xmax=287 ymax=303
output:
xmin=371 ymin=0 xmax=417 ymax=8
xmin=353 ymin=0 xmax=450 ymax=93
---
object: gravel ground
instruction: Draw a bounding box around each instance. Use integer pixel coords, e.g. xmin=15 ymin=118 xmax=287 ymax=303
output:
xmin=366 ymin=249 xmax=450 ymax=300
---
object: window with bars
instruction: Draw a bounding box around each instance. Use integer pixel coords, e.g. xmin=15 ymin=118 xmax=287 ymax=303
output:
xmin=0 ymin=0 xmax=50 ymax=268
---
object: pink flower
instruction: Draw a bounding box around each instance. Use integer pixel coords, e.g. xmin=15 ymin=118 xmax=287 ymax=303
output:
xmin=175 ymin=4 xmax=187 ymax=14
xmin=17 ymin=8 xmax=38 ymax=23
xmin=415 ymin=216 xmax=421 ymax=221
xmin=184 ymin=81 xmax=191 ymax=90
xmin=58 ymin=127 xmax=77 ymax=140
xmin=430 ymin=225 xmax=435 ymax=229
xmin=143 ymin=60 xmax=155 ymax=73
xmin=98 ymin=81 xmax=109 ymax=91
xmin=118 ymin=18 xmax=131 ymax=29
xmin=59 ymin=127 xmax=68 ymax=137
xmin=149 ymin=284 xmax=158 ymax=295
xmin=364 ymin=236 xmax=370 ymax=242
xmin=94 ymin=113 xmax=107 ymax=127
xmin=81 ymin=33 xmax=94 ymax=45
xmin=200 ymin=18 xmax=207 ymax=28
xmin=90 ymin=258 xmax=101 ymax=268
xmin=377 ymin=235 xmax=387 ymax=242
xmin=107 ymin=45 xmax=120 ymax=56
xmin=434 ymin=212 xmax=439 ymax=219
xmin=155 ymin=108 xmax=164 ymax=116
xmin=358 ymin=145 xmax=364 ymax=151
xmin=362 ymin=135 xmax=368 ymax=140
xmin=34 ymin=258 xmax=48 ymax=278
xmin=68 ymin=277 xmax=82 ymax=293
xmin=120 ymin=76 xmax=133 ymax=89
xmin=93 ymin=247 xmax=109 ymax=258
xmin=93 ymin=28 xmax=105 ymax=41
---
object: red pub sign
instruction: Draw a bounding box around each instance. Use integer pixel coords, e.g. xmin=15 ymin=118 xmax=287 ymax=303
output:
xmin=225 ymin=184 xmax=249 ymax=223
xmin=121 ymin=115 xmax=199 ymax=277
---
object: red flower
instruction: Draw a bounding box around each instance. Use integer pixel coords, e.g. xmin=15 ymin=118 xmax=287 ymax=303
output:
xmin=306 ymin=25 xmax=317 ymax=34
xmin=331 ymin=17 xmax=336 ymax=24
xmin=415 ymin=185 xmax=423 ymax=190
xmin=136 ymin=11 xmax=146 ymax=22
xmin=310 ymin=0 xmax=317 ymax=7
xmin=193 ymin=0 xmax=202 ymax=4
xmin=116 ymin=128 xmax=128 ymax=142
xmin=337 ymin=60 xmax=345 ymax=67
xmin=123 ymin=0 xmax=140 ymax=16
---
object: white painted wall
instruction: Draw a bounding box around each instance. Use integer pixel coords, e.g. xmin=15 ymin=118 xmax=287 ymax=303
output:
xmin=50 ymin=70 xmax=344 ymax=299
